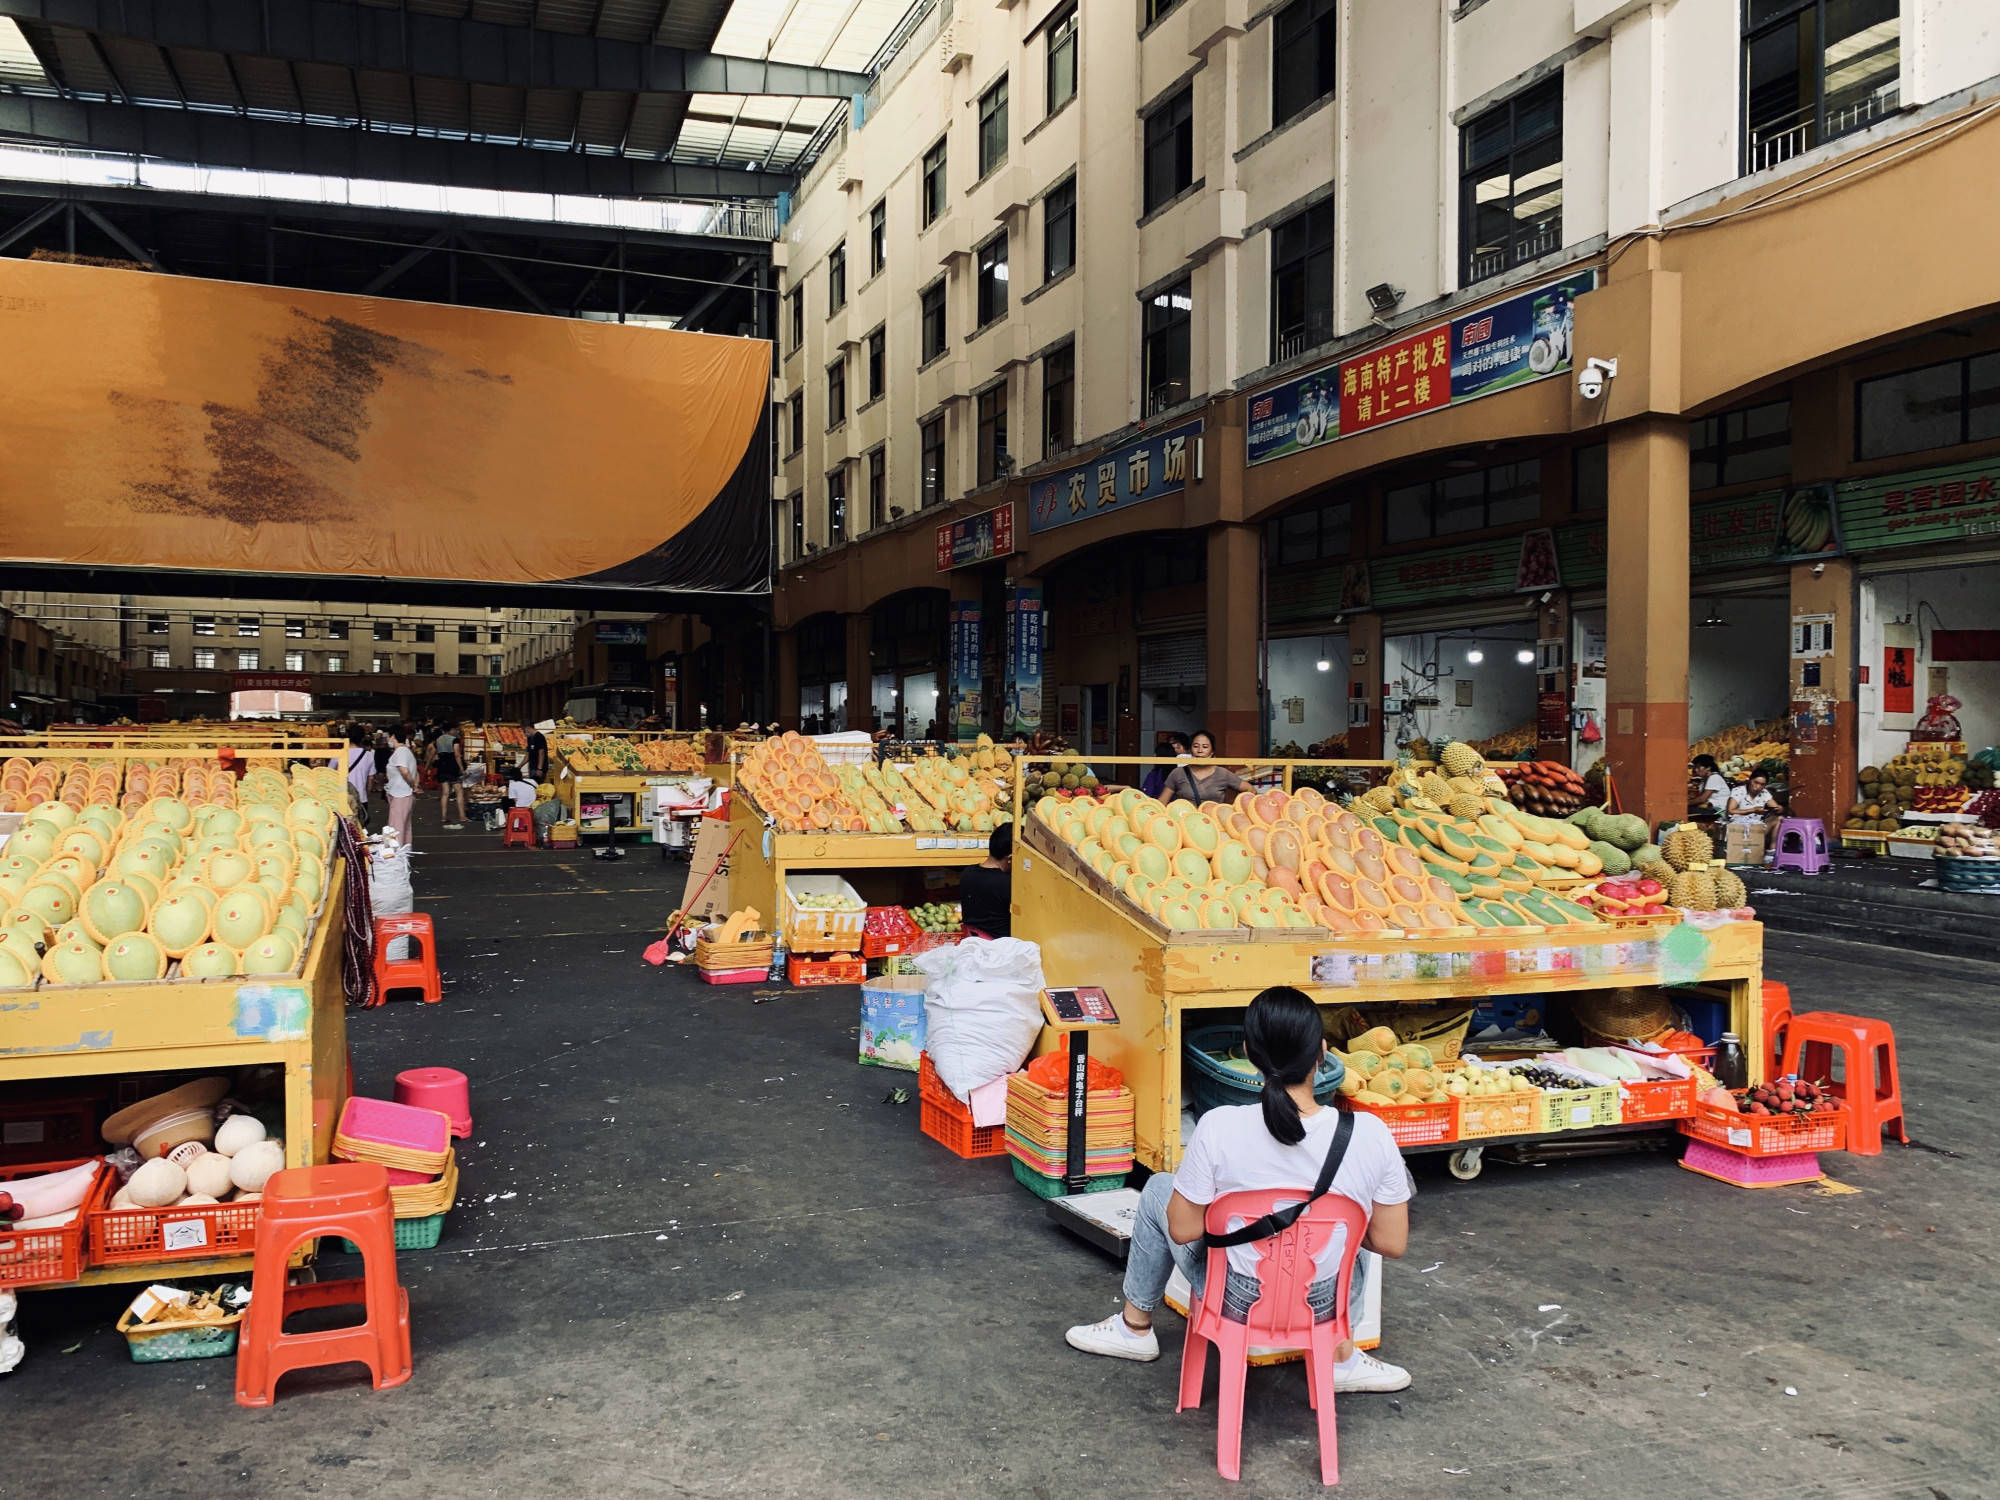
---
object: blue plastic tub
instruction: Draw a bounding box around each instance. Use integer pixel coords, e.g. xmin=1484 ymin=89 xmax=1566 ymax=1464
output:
xmin=1183 ymin=1024 xmax=1345 ymax=1118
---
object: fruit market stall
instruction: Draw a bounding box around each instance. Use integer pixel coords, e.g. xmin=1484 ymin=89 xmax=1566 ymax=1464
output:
xmin=1011 ymin=743 xmax=1765 ymax=1177
xmin=0 ymin=750 xmax=352 ymax=1290
xmin=551 ymin=732 xmax=709 ymax=838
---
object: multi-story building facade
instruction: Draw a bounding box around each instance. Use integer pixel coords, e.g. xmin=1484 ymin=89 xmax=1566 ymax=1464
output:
xmin=767 ymin=0 xmax=2000 ymax=831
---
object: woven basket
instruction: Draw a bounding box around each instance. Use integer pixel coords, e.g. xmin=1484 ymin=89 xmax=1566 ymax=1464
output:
xmin=388 ymin=1150 xmax=458 ymax=1219
xmin=1571 ymin=986 xmax=1676 ymax=1042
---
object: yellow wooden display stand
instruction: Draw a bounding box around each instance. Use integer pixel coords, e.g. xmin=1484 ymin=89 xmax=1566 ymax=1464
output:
xmin=0 ymin=858 xmax=350 ymax=1287
xmin=1010 ymin=755 xmax=1765 ymax=1175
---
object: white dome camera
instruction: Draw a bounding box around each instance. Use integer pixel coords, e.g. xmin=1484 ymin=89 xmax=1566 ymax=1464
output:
xmin=1577 ymin=356 xmax=1618 ymax=401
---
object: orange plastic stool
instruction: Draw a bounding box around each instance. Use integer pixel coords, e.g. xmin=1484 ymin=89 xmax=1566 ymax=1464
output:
xmin=1780 ymin=1011 xmax=1907 ymax=1155
xmin=234 ymin=1162 xmax=412 ymax=1407
xmin=1761 ymin=981 xmax=1794 ymax=1072
xmin=372 ymin=914 xmax=441 ymax=1005
xmin=502 ymin=807 xmax=536 ymax=848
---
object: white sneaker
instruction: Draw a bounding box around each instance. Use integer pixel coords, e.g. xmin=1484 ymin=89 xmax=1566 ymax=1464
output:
xmin=1333 ymin=1349 xmax=1411 ymax=1393
xmin=1065 ymin=1312 xmax=1161 ymax=1362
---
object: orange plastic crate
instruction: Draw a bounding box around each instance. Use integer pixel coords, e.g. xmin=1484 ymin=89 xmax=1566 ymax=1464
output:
xmin=1351 ymin=1098 xmax=1457 ymax=1147
xmin=0 ymin=1158 xmax=106 ymax=1288
xmin=1677 ymin=1098 xmax=1847 ymax=1157
xmin=1620 ymin=1076 xmax=1697 ymax=1124
xmin=860 ymin=906 xmax=920 ymax=958
xmin=87 ymin=1169 xmax=262 ymax=1266
xmin=918 ymin=1054 xmax=1007 ymax=1159
xmin=787 ymin=953 xmax=866 ymax=986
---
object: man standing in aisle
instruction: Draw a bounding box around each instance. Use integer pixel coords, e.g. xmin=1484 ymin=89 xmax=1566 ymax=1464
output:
xmin=383 ymin=725 xmax=420 ymax=846
xmin=523 ymin=719 xmax=549 ymax=785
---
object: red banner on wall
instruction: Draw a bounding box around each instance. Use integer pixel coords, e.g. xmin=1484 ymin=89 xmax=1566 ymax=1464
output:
xmin=1882 ymin=646 xmax=1916 ymax=715
xmin=1338 ymin=325 xmax=1452 ymax=436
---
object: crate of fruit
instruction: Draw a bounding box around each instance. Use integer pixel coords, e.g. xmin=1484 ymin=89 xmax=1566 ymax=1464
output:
xmin=88 ymin=1171 xmax=262 ymax=1268
xmin=0 ymin=1158 xmax=107 ymax=1288
xmin=1619 ymin=1076 xmax=1697 ymax=1124
xmin=1455 ymin=1088 xmax=1541 ymax=1139
xmin=860 ymin=906 xmax=921 ymax=958
xmin=781 ymin=874 xmax=867 ymax=952
xmin=788 ymin=953 xmax=866 ymax=987
xmin=1350 ymin=1098 xmax=1457 ymax=1147
xmin=1678 ymin=1096 xmax=1847 ymax=1156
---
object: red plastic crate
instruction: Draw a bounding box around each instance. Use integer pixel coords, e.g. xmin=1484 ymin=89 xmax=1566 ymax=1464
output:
xmin=1677 ymin=1098 xmax=1847 ymax=1157
xmin=1620 ymin=1076 xmax=1697 ymax=1124
xmin=1351 ymin=1098 xmax=1457 ymax=1147
xmin=788 ymin=953 xmax=866 ymax=986
xmin=87 ymin=1168 xmax=263 ymax=1267
xmin=0 ymin=1157 xmax=106 ymax=1288
xmin=860 ymin=906 xmax=920 ymax=958
xmin=918 ymin=1054 xmax=1007 ymax=1159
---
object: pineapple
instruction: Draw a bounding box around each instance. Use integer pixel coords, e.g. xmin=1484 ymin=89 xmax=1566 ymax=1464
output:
xmin=1438 ymin=740 xmax=1483 ymax=778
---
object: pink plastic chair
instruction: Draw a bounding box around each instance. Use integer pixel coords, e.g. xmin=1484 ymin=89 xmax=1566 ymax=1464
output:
xmin=1176 ymin=1189 xmax=1369 ymax=1486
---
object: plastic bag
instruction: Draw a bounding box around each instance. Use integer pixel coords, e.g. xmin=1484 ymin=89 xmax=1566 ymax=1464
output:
xmin=917 ymin=937 xmax=1046 ymax=1101
xmin=367 ymin=843 xmax=415 ymax=959
xmin=1913 ymin=693 xmax=1963 ymax=739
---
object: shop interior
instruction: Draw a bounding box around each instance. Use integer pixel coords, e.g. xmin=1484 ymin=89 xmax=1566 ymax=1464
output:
xmin=1266 ymin=634 xmax=1350 ymax=750
xmin=1858 ymin=564 xmax=2000 ymax=766
xmin=1384 ymin=622 xmax=1540 ymax=753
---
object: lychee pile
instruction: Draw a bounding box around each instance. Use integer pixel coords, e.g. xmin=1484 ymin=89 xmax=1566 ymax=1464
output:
xmin=1733 ymin=1078 xmax=1827 ymax=1117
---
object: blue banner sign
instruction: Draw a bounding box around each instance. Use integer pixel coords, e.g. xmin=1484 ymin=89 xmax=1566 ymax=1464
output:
xmin=1028 ymin=420 xmax=1202 ymax=534
xmin=949 ymin=601 xmax=983 ymax=742
xmin=1005 ymin=586 xmax=1043 ymax=736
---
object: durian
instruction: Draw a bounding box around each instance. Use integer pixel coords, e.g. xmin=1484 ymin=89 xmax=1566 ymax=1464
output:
xmin=1711 ymin=868 xmax=1747 ymax=908
xmin=1661 ymin=824 xmax=1713 ymax=871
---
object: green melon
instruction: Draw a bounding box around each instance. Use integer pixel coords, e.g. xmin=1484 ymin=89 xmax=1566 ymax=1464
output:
xmin=18 ymin=881 xmax=75 ymax=928
xmin=103 ymin=932 xmax=167 ymax=982
xmin=0 ymin=945 xmax=33 ymax=989
xmin=41 ymin=936 xmax=102 ymax=985
xmin=29 ymin=801 xmax=76 ymax=832
xmin=9 ymin=821 xmax=60 ymax=864
xmin=148 ymin=894 xmax=212 ymax=957
xmin=211 ymin=894 xmax=269 ymax=949
xmin=80 ymin=882 xmax=149 ymax=945
xmin=180 ymin=942 xmax=239 ymax=979
xmin=239 ymin=935 xmax=298 ymax=975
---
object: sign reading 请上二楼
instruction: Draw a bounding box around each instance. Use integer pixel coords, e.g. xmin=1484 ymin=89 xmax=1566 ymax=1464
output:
xmin=1027 ymin=421 xmax=1201 ymax=534
xmin=1245 ymin=270 xmax=1597 ymax=467
xmin=935 ymin=503 xmax=1015 ymax=570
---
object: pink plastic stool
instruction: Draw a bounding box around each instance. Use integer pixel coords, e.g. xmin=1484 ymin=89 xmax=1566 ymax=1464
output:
xmin=392 ymin=1068 xmax=472 ymax=1139
xmin=1771 ymin=818 xmax=1830 ymax=875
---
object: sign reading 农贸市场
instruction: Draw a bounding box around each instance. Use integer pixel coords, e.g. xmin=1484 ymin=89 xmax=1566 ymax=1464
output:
xmin=1245 ymin=270 xmax=1598 ymax=466
xmin=935 ymin=503 xmax=1015 ymax=570
xmin=1836 ymin=457 xmax=2000 ymax=553
xmin=1027 ymin=421 xmax=1201 ymax=534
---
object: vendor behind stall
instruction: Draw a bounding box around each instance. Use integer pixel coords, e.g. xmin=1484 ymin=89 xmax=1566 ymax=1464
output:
xmin=1161 ymin=731 xmax=1245 ymax=807
xmin=1690 ymin=755 xmax=1731 ymax=819
xmin=958 ymin=822 xmax=1013 ymax=938
xmin=1728 ymin=773 xmax=1781 ymax=834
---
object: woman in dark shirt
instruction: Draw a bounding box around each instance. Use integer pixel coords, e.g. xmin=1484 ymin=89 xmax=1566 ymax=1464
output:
xmin=958 ymin=822 xmax=1014 ymax=938
xmin=1161 ymin=731 xmax=1246 ymax=806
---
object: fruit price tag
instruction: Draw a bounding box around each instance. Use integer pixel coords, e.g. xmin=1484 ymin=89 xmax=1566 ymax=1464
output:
xmin=1569 ymin=1104 xmax=1592 ymax=1124
xmin=915 ymin=838 xmax=939 ymax=850
xmin=1727 ymin=1126 xmax=1752 ymax=1148
xmin=1309 ymin=952 xmax=1357 ymax=986
xmin=161 ymin=1219 xmax=210 ymax=1253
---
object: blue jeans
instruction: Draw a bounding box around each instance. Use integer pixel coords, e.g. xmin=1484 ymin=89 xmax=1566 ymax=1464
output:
xmin=1122 ymin=1174 xmax=1342 ymax=1325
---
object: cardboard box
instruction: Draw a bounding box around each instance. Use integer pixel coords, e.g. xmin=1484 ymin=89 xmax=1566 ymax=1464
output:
xmin=1724 ymin=823 xmax=1767 ymax=866
xmin=679 ymin=818 xmax=735 ymax=923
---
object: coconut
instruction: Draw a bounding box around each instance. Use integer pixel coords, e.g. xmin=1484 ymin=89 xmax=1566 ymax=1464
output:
xmin=213 ymin=1113 xmax=267 ymax=1155
xmin=128 ymin=1157 xmax=187 ymax=1208
xmin=228 ymin=1139 xmax=285 ymax=1193
xmin=185 ymin=1152 xmax=236 ymax=1199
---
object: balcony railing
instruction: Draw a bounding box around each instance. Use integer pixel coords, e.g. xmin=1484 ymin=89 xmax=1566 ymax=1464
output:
xmin=1274 ymin=309 xmax=1336 ymax=364
xmin=1747 ymin=83 xmax=1899 ymax=173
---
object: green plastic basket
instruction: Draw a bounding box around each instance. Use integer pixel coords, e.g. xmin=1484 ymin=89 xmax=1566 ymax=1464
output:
xmin=338 ymin=1212 xmax=445 ymax=1254
xmin=1009 ymin=1157 xmax=1128 ymax=1201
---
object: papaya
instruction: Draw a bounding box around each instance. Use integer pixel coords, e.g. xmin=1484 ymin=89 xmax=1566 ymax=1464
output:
xmin=1430 ymin=868 xmax=1475 ymax=896
xmin=1370 ymin=816 xmax=1402 ymax=844
xmin=1476 ymin=814 xmax=1524 ymax=850
xmin=1427 ymin=823 xmax=1479 ymax=862
xmin=1415 ymin=843 xmax=1470 ymax=876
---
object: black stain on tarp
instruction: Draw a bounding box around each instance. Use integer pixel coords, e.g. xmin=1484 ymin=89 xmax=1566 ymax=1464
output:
xmin=110 ymin=306 xmax=509 ymax=523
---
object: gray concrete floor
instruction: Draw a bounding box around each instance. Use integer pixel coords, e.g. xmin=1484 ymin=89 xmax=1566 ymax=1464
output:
xmin=9 ymin=802 xmax=1997 ymax=1499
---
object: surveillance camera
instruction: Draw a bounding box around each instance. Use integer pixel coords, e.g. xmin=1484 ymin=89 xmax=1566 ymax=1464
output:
xmin=1577 ymin=357 xmax=1618 ymax=401
xmin=1812 ymin=560 xmax=1826 ymax=577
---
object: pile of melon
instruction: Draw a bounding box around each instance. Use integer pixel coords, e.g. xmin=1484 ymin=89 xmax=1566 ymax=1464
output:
xmin=0 ymin=753 xmax=241 ymax=816
xmin=0 ymin=766 xmax=337 ymax=988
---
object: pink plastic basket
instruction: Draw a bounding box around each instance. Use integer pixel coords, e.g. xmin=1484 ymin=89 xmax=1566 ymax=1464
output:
xmin=1678 ymin=1139 xmax=1823 ymax=1189
xmin=333 ymin=1095 xmax=451 ymax=1173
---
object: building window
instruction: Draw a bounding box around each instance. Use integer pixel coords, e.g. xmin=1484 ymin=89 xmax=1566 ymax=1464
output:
xmin=868 ymin=447 xmax=887 ymax=528
xmin=1146 ymin=0 xmax=1183 ymax=21
xmin=921 ymin=417 xmax=946 ymax=508
xmin=1384 ymin=459 xmax=1542 ymax=542
xmin=372 ymin=655 xmax=390 ymax=673
xmin=790 ymin=493 xmax=805 ymax=560
xmin=828 ymin=468 xmax=848 ymax=544
xmin=373 ymin=621 xmax=394 ymax=641
xmin=978 ymin=383 xmax=1009 ymax=485
xmin=236 ymin=615 xmax=259 ymax=637
xmin=145 ymin=614 xmax=167 ymax=634
xmin=1856 ymin=353 xmax=2000 ymax=460
xmin=922 ymin=137 xmax=948 ymax=226
xmin=192 ymin=615 xmax=215 ymax=636
xmin=827 ymin=356 xmax=847 ymax=428
xmin=285 ymin=618 xmax=305 ymax=638
xmin=1265 ymin=497 xmax=1353 ymax=566
xmin=236 ymin=649 xmax=260 ymax=670
xmin=1271 ymin=199 xmax=1335 ymax=363
xmin=457 ymin=654 xmax=476 ymax=675
xmin=148 ymin=648 xmax=171 ymax=669
xmin=979 ymin=76 xmax=1009 ymax=176
xmin=490 ymin=655 xmax=503 ymax=674
xmin=1143 ymin=278 xmax=1192 ymax=415
xmin=868 ymin=199 xmax=887 ymax=275
xmin=1573 ymin=443 xmax=1608 ymax=512
xmin=325 ymin=653 xmax=344 ymax=672
xmin=489 ymin=627 xmax=502 ymax=644
xmin=1691 ymin=399 xmax=1793 ymax=488
xmin=788 ymin=393 xmax=804 ymax=455
xmin=414 ymin=623 xmax=435 ymax=643
xmin=1043 ymin=344 xmax=1074 ymax=457
xmin=1047 ymin=7 xmax=1077 ymax=114
xmin=1460 ymin=77 xmax=1563 ymax=286
xmin=284 ymin=650 xmax=305 ymax=671
xmin=828 ymin=242 xmax=846 ymax=312
xmin=788 ymin=286 xmax=804 ymax=351
xmin=193 ymin=647 xmax=216 ymax=670
xmin=1744 ymin=0 xmax=1900 ymax=174
xmin=1144 ymin=87 xmax=1194 ymax=213
xmin=1273 ymin=0 xmax=1337 ymax=127
xmin=976 ymin=231 xmax=1009 ymax=327
xmin=458 ymin=625 xmax=477 ymax=644
xmin=920 ymin=281 xmax=947 ymax=362
xmin=866 ymin=326 xmax=886 ymax=402
xmin=416 ymin=652 xmax=437 ymax=674
xmin=1043 ymin=175 xmax=1076 ymax=281
xmin=326 ymin=619 xmax=347 ymax=640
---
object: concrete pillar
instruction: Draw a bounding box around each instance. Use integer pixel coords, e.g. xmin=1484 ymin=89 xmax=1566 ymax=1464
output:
xmin=1206 ymin=523 xmax=1262 ymax=756
xmin=773 ymin=629 xmax=799 ymax=732
xmin=1345 ymin=612 xmax=1384 ymax=760
xmin=1604 ymin=416 xmax=1691 ymax=833
xmin=843 ymin=613 xmax=872 ymax=732
xmin=1787 ymin=557 xmax=1856 ymax=828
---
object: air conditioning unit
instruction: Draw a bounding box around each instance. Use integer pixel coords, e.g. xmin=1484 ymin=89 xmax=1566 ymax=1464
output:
xmin=939 ymin=25 xmax=971 ymax=72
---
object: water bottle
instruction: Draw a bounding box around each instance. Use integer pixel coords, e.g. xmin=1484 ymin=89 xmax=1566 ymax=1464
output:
xmin=769 ymin=933 xmax=788 ymax=984
xmin=1713 ymin=1032 xmax=1747 ymax=1091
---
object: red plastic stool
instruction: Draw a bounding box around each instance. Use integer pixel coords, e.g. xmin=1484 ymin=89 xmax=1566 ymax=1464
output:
xmin=1780 ymin=1011 xmax=1907 ymax=1155
xmin=502 ymin=807 xmax=535 ymax=848
xmin=1761 ymin=981 xmax=1793 ymax=1073
xmin=372 ymin=914 xmax=441 ymax=1005
xmin=394 ymin=1066 xmax=471 ymax=1138
xmin=234 ymin=1162 xmax=412 ymax=1407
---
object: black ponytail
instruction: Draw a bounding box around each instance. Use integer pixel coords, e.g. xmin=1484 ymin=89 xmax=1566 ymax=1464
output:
xmin=1242 ymin=985 xmax=1328 ymax=1146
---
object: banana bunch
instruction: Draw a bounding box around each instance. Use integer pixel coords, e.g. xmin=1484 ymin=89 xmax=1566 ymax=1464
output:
xmin=1781 ymin=489 xmax=1835 ymax=554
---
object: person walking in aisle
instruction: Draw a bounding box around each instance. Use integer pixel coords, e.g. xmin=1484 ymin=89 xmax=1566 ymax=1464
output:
xmin=431 ymin=723 xmax=467 ymax=829
xmin=345 ymin=729 xmax=373 ymax=819
xmin=383 ymin=725 xmax=420 ymax=846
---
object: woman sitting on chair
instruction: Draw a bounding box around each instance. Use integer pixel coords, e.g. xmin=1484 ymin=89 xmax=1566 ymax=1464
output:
xmin=1064 ymin=986 xmax=1414 ymax=1393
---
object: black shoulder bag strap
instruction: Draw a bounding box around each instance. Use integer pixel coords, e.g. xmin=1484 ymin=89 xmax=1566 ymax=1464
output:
xmin=1202 ymin=1110 xmax=1354 ymax=1250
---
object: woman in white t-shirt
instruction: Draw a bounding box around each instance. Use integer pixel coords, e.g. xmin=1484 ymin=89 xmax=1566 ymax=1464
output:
xmin=1728 ymin=773 xmax=1780 ymax=831
xmin=383 ymin=725 xmax=421 ymax=846
xmin=1065 ymin=987 xmax=1414 ymax=1394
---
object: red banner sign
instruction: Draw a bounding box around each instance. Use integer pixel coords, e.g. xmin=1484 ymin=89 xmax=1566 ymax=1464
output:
xmin=231 ymin=672 xmax=312 ymax=693
xmin=1338 ymin=326 xmax=1452 ymax=435
xmin=1882 ymin=647 xmax=1915 ymax=715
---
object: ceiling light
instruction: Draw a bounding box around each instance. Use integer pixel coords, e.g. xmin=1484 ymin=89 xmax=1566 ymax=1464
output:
xmin=1697 ymin=603 xmax=1731 ymax=629
xmin=1515 ymin=648 xmax=1535 ymax=664
xmin=1316 ymin=658 xmax=1331 ymax=672
xmin=1465 ymin=647 xmax=1484 ymax=664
